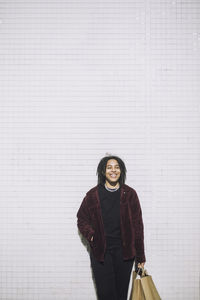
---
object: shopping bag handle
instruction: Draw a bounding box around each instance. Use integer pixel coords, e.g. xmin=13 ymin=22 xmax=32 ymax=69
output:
xmin=137 ymin=267 xmax=148 ymax=277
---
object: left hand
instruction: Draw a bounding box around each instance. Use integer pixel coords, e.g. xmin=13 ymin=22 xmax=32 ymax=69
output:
xmin=137 ymin=262 xmax=145 ymax=269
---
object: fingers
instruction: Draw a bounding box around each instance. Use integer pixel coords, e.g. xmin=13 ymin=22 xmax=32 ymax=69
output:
xmin=138 ymin=262 xmax=145 ymax=268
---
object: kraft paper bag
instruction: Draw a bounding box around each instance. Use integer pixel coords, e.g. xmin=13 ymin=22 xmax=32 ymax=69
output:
xmin=130 ymin=268 xmax=162 ymax=300
xmin=140 ymin=273 xmax=162 ymax=300
xmin=130 ymin=278 xmax=146 ymax=300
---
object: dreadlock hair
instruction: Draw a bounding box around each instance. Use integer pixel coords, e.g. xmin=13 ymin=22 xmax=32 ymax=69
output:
xmin=96 ymin=155 xmax=127 ymax=186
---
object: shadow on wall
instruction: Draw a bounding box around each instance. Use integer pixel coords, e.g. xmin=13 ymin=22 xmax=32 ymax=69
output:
xmin=78 ymin=229 xmax=98 ymax=300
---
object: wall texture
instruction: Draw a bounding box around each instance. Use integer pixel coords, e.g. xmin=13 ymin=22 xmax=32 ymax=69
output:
xmin=0 ymin=0 xmax=199 ymax=299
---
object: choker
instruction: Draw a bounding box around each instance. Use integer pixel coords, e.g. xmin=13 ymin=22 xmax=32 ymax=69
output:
xmin=104 ymin=183 xmax=120 ymax=192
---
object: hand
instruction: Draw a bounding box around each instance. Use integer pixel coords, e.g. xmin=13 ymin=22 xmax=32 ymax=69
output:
xmin=90 ymin=236 xmax=93 ymax=241
xmin=137 ymin=262 xmax=145 ymax=269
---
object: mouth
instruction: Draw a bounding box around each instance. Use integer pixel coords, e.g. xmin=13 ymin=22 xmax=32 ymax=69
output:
xmin=109 ymin=174 xmax=118 ymax=178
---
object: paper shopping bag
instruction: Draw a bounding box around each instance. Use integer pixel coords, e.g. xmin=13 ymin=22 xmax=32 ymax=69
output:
xmin=140 ymin=272 xmax=161 ymax=300
xmin=130 ymin=272 xmax=145 ymax=300
xmin=130 ymin=268 xmax=162 ymax=300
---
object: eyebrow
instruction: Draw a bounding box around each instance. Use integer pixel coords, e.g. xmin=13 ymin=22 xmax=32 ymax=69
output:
xmin=107 ymin=164 xmax=120 ymax=167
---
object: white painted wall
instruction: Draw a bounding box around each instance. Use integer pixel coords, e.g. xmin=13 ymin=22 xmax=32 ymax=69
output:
xmin=0 ymin=0 xmax=199 ymax=299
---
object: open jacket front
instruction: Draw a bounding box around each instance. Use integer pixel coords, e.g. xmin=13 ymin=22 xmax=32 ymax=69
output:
xmin=77 ymin=184 xmax=146 ymax=263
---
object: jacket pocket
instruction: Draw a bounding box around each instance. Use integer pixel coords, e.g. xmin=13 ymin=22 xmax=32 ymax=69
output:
xmin=89 ymin=234 xmax=96 ymax=249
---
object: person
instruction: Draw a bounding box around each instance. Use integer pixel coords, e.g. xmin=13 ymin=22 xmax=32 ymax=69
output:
xmin=77 ymin=155 xmax=146 ymax=300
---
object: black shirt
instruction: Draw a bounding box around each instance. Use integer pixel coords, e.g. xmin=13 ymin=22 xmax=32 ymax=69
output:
xmin=98 ymin=184 xmax=122 ymax=248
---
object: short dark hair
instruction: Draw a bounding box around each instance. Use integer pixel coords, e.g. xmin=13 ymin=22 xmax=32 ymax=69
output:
xmin=96 ymin=155 xmax=127 ymax=186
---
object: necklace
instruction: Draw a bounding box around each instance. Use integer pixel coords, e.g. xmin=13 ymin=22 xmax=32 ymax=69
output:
xmin=104 ymin=183 xmax=120 ymax=192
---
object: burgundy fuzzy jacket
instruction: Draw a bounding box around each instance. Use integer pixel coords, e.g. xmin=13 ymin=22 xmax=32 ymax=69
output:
xmin=77 ymin=184 xmax=146 ymax=263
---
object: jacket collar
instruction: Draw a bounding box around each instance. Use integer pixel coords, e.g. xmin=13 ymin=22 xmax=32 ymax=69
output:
xmin=87 ymin=183 xmax=131 ymax=196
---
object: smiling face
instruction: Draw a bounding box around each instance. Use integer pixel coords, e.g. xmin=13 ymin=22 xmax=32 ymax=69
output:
xmin=105 ymin=159 xmax=121 ymax=188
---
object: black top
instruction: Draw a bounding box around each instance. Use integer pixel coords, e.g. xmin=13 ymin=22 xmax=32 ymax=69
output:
xmin=98 ymin=184 xmax=122 ymax=248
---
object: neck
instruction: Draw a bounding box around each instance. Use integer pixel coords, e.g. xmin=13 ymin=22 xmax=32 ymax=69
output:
xmin=105 ymin=180 xmax=120 ymax=189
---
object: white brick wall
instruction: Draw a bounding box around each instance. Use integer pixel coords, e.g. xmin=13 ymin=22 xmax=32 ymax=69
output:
xmin=0 ymin=0 xmax=199 ymax=299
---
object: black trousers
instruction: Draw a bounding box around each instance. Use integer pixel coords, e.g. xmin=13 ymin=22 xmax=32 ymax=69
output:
xmin=90 ymin=246 xmax=134 ymax=300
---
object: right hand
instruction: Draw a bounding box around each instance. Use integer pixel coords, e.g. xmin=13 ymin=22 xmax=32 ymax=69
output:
xmin=91 ymin=236 xmax=93 ymax=241
xmin=138 ymin=262 xmax=145 ymax=269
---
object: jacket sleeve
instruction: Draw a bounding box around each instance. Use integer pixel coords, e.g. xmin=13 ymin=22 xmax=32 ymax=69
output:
xmin=132 ymin=191 xmax=146 ymax=263
xmin=77 ymin=195 xmax=95 ymax=242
